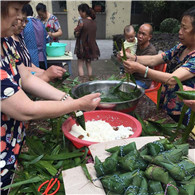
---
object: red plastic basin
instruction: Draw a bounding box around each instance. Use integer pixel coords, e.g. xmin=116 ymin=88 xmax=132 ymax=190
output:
xmin=62 ymin=110 xmax=142 ymax=149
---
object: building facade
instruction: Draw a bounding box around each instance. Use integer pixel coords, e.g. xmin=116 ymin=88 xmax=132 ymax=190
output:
xmin=30 ymin=0 xmax=132 ymax=39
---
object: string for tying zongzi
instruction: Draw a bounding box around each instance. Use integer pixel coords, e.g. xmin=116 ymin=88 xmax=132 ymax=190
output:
xmin=164 ymin=183 xmax=179 ymax=195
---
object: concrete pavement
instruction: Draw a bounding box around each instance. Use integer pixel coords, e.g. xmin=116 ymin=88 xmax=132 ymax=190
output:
xmin=60 ymin=39 xmax=120 ymax=80
xmin=60 ymin=39 xmax=113 ymax=60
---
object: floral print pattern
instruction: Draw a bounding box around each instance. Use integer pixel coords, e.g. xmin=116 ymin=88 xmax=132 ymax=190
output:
xmin=160 ymin=43 xmax=195 ymax=120
xmin=1 ymin=38 xmax=26 ymax=189
xmin=41 ymin=14 xmax=61 ymax=42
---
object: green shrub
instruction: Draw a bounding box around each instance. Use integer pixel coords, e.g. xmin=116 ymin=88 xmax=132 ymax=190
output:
xmin=172 ymin=25 xmax=180 ymax=34
xmin=160 ymin=18 xmax=180 ymax=33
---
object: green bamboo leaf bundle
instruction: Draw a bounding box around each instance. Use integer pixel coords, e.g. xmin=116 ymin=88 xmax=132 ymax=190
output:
xmin=119 ymin=150 xmax=147 ymax=171
xmin=101 ymin=170 xmax=138 ymax=194
xmin=139 ymin=138 xmax=171 ymax=156
xmin=94 ymin=152 xmax=118 ymax=177
xmin=159 ymin=161 xmax=186 ymax=181
xmin=147 ymin=142 xmax=161 ymax=156
xmin=178 ymin=184 xmax=195 ymax=195
xmin=181 ymin=177 xmax=195 ymax=185
xmin=142 ymin=148 xmax=185 ymax=166
xmin=124 ymin=171 xmax=144 ymax=195
xmin=94 ymin=156 xmax=104 ymax=177
xmin=148 ymin=180 xmax=164 ymax=195
xmin=137 ymin=177 xmax=148 ymax=195
xmin=102 ymin=152 xmax=118 ymax=174
xmin=145 ymin=165 xmax=169 ymax=184
xmin=93 ymin=138 xmax=195 ymax=195
xmin=165 ymin=177 xmax=179 ymax=195
xmin=106 ymin=142 xmax=137 ymax=157
xmin=178 ymin=159 xmax=195 ymax=180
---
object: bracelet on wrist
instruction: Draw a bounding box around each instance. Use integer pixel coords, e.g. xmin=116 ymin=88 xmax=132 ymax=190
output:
xmin=134 ymin=55 xmax=137 ymax=62
xmin=144 ymin=66 xmax=149 ymax=78
xmin=61 ymin=94 xmax=70 ymax=101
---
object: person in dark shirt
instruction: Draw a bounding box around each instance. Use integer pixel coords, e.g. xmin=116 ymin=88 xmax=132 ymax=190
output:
xmin=134 ymin=23 xmax=157 ymax=89
xmin=74 ymin=3 xmax=100 ymax=80
xmin=136 ymin=23 xmax=157 ymax=56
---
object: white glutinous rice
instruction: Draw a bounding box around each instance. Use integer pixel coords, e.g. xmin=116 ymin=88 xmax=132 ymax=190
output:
xmin=70 ymin=120 xmax=134 ymax=142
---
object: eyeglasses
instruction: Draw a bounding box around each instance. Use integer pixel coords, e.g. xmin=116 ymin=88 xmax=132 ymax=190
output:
xmin=18 ymin=18 xmax=28 ymax=24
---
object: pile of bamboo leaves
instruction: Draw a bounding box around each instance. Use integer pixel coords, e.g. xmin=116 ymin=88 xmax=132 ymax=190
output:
xmin=5 ymin=116 xmax=89 ymax=195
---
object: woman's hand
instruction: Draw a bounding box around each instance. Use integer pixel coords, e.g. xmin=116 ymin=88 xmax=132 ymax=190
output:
xmin=123 ymin=60 xmax=142 ymax=74
xmin=183 ymin=85 xmax=195 ymax=112
xmin=44 ymin=65 xmax=66 ymax=82
xmin=118 ymin=51 xmax=136 ymax=61
xmin=77 ymin=93 xmax=101 ymax=111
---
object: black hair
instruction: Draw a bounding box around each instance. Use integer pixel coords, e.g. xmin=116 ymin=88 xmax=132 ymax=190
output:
xmin=1 ymin=1 xmax=30 ymax=17
xmin=124 ymin=25 xmax=134 ymax=35
xmin=36 ymin=2 xmax=47 ymax=13
xmin=182 ymin=6 xmax=195 ymax=31
xmin=22 ymin=4 xmax=33 ymax=16
xmin=78 ymin=3 xmax=96 ymax=20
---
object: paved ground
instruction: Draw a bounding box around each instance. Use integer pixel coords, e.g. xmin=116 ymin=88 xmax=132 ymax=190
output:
xmin=60 ymin=39 xmax=120 ymax=80
xmin=70 ymin=59 xmax=120 ymax=80
xmin=60 ymin=39 xmax=113 ymax=60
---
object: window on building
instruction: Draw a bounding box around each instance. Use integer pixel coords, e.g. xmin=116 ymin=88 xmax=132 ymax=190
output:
xmin=52 ymin=1 xmax=67 ymax=12
xmin=92 ymin=1 xmax=106 ymax=13
xmin=131 ymin=1 xmax=143 ymax=14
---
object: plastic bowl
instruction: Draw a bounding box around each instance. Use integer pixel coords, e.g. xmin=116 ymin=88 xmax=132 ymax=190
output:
xmin=46 ymin=42 xmax=67 ymax=57
xmin=62 ymin=110 xmax=142 ymax=149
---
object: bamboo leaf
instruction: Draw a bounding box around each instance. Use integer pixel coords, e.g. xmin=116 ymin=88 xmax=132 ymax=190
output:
xmin=2 ymin=176 xmax=43 ymax=190
xmin=81 ymin=163 xmax=92 ymax=182
xmin=51 ymin=144 xmax=61 ymax=155
xmin=42 ymin=152 xmax=84 ymax=161
xmin=114 ymin=41 xmax=120 ymax=52
xmin=26 ymin=137 xmax=44 ymax=155
xmin=121 ymin=41 xmax=127 ymax=61
xmin=19 ymin=154 xmax=38 ymax=161
xmin=134 ymin=113 xmax=147 ymax=135
xmin=172 ymin=76 xmax=183 ymax=91
xmin=182 ymin=111 xmax=195 ymax=142
xmin=176 ymin=91 xmax=195 ymax=100
xmin=157 ymin=85 xmax=162 ymax=110
xmin=37 ymin=161 xmax=58 ymax=176
xmin=169 ymin=104 xmax=188 ymax=142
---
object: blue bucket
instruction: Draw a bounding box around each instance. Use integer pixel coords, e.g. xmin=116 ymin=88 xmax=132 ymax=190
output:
xmin=46 ymin=42 xmax=67 ymax=57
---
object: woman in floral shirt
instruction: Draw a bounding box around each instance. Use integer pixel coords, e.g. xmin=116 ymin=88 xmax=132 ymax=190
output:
xmin=36 ymin=2 xmax=62 ymax=42
xmin=122 ymin=6 xmax=195 ymax=124
xmin=1 ymin=2 xmax=100 ymax=193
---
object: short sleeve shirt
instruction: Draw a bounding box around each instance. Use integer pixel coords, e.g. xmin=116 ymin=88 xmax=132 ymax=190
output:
xmin=42 ymin=14 xmax=61 ymax=42
xmin=160 ymin=43 xmax=195 ymax=118
xmin=124 ymin=37 xmax=137 ymax=55
xmin=7 ymin=35 xmax=32 ymax=67
xmin=1 ymin=38 xmax=26 ymax=188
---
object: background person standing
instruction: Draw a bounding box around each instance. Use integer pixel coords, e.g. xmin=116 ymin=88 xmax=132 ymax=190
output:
xmin=74 ymin=3 xmax=100 ymax=81
xmin=36 ymin=2 xmax=62 ymax=43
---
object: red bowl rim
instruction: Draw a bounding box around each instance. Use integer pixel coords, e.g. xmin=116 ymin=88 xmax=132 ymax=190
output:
xmin=62 ymin=110 xmax=142 ymax=147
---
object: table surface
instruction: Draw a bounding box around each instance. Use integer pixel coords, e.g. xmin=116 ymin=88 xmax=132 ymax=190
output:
xmin=46 ymin=52 xmax=73 ymax=60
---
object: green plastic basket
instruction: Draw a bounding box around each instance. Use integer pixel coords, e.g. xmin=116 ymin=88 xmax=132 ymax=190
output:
xmin=46 ymin=42 xmax=67 ymax=57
